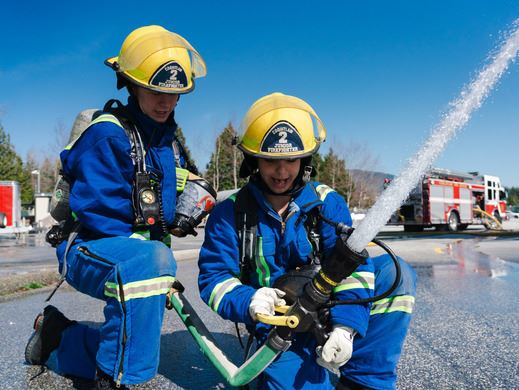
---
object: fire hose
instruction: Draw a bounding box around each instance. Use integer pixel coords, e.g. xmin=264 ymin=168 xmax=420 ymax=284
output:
xmin=166 ymin=225 xmax=401 ymax=387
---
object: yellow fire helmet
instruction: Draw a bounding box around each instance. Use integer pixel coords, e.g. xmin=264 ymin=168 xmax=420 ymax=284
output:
xmin=238 ymin=92 xmax=327 ymax=159
xmin=105 ymin=25 xmax=207 ymax=94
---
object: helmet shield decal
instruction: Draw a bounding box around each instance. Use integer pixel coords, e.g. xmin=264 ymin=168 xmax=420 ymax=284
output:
xmin=260 ymin=121 xmax=304 ymax=155
xmin=150 ymin=61 xmax=188 ymax=89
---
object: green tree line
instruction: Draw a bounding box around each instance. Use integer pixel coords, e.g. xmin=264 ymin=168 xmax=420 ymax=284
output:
xmin=10 ymin=117 xmax=517 ymax=210
xmin=506 ymin=187 xmax=519 ymax=206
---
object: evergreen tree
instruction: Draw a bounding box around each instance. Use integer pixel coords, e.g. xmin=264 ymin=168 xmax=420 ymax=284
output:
xmin=506 ymin=187 xmax=519 ymax=206
xmin=205 ymin=123 xmax=246 ymax=191
xmin=312 ymin=152 xmax=324 ymax=181
xmin=0 ymin=123 xmax=23 ymax=179
xmin=18 ymin=167 xmax=34 ymax=203
xmin=317 ymin=148 xmax=353 ymax=200
xmin=0 ymin=123 xmax=33 ymax=202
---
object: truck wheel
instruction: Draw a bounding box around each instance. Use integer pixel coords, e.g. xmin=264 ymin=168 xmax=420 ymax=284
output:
xmin=448 ymin=212 xmax=460 ymax=232
xmin=493 ymin=211 xmax=502 ymax=224
xmin=0 ymin=212 xmax=6 ymax=228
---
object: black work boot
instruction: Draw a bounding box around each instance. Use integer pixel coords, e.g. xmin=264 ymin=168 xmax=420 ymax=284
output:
xmin=24 ymin=305 xmax=75 ymax=365
xmin=96 ymin=369 xmax=128 ymax=390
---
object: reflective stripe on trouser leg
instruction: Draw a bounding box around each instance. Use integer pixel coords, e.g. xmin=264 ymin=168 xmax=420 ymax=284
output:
xmin=56 ymin=236 xmax=176 ymax=385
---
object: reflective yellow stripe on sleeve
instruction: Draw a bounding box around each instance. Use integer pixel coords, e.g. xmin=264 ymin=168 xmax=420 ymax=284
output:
xmin=208 ymin=277 xmax=242 ymax=312
xmin=104 ymin=275 xmax=175 ymax=301
xmin=315 ymin=184 xmax=335 ymax=201
xmin=64 ymin=114 xmax=123 ymax=150
xmin=333 ymin=271 xmax=375 ymax=293
xmin=370 ymin=295 xmax=415 ymax=315
xmin=130 ymin=231 xmax=150 ymax=240
xmin=88 ymin=113 xmax=123 ymax=128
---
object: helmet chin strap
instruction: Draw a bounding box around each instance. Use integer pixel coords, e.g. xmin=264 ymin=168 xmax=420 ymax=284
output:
xmin=251 ymin=165 xmax=313 ymax=197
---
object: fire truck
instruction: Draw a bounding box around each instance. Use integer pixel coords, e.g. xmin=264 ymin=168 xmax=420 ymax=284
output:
xmin=389 ymin=168 xmax=507 ymax=232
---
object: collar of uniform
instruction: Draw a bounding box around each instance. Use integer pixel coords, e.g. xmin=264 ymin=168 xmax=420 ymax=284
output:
xmin=126 ymin=96 xmax=177 ymax=147
xmin=246 ymin=181 xmax=280 ymax=219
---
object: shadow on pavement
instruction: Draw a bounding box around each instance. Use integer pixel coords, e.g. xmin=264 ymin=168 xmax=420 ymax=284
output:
xmin=159 ymin=330 xmax=247 ymax=389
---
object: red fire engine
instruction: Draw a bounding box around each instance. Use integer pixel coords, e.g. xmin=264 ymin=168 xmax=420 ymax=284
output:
xmin=389 ymin=168 xmax=507 ymax=232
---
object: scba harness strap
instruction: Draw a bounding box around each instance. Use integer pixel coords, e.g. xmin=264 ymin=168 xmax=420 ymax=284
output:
xmin=102 ymin=100 xmax=165 ymax=237
xmin=233 ymin=184 xmax=324 ymax=287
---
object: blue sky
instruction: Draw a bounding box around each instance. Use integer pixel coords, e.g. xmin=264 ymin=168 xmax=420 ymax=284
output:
xmin=1 ymin=1 xmax=519 ymax=186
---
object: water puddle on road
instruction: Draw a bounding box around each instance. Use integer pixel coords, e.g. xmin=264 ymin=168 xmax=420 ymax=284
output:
xmin=446 ymin=239 xmax=519 ymax=279
xmin=415 ymin=238 xmax=519 ymax=284
xmin=0 ymin=232 xmax=48 ymax=248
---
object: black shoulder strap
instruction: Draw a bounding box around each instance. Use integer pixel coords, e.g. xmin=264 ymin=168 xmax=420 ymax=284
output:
xmin=304 ymin=205 xmax=323 ymax=265
xmin=102 ymin=100 xmax=166 ymax=235
xmin=102 ymin=99 xmax=146 ymax=172
xmin=234 ymin=186 xmax=258 ymax=285
xmin=299 ymin=184 xmax=324 ymax=265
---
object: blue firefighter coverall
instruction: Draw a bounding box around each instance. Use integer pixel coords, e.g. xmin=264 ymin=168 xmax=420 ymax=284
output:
xmin=340 ymin=255 xmax=417 ymax=390
xmin=198 ymin=181 xmax=375 ymax=389
xmin=51 ymin=97 xmax=183 ymax=385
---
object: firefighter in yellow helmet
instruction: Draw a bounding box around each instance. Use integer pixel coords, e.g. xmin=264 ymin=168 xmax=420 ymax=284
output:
xmin=105 ymin=25 xmax=206 ymax=94
xmin=25 ymin=26 xmax=206 ymax=388
xmin=198 ymin=92 xmax=377 ymax=389
xmin=237 ymin=92 xmax=326 ymax=194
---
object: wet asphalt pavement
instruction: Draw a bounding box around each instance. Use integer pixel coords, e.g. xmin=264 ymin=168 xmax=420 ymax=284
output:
xmin=0 ymin=229 xmax=518 ymax=389
xmin=398 ymin=238 xmax=519 ymax=389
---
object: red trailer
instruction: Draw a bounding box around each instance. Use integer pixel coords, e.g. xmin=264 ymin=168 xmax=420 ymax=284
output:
xmin=0 ymin=181 xmax=21 ymax=228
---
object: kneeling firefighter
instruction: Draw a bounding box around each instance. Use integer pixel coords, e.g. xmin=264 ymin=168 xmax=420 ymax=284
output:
xmin=24 ymin=25 xmax=215 ymax=388
xmin=198 ymin=92 xmax=380 ymax=389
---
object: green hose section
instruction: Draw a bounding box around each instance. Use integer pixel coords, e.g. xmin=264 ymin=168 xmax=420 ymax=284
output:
xmin=170 ymin=292 xmax=281 ymax=386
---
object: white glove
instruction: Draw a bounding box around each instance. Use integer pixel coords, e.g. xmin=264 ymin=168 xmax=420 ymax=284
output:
xmin=316 ymin=326 xmax=355 ymax=374
xmin=248 ymin=287 xmax=286 ymax=321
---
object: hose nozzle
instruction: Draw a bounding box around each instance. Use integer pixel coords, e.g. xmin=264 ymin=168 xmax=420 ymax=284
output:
xmin=313 ymin=231 xmax=368 ymax=295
